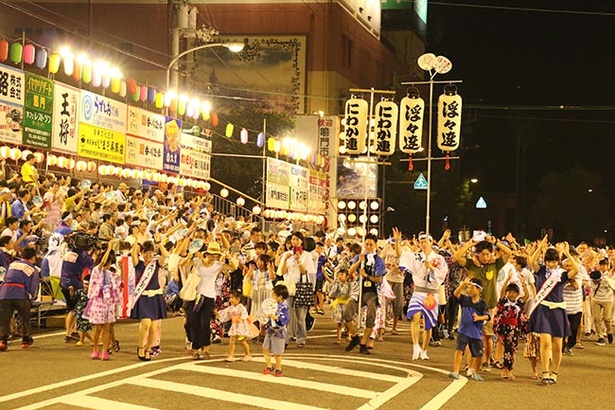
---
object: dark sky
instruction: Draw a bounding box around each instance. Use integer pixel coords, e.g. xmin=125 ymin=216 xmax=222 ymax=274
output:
xmin=426 ymin=1 xmax=615 ymax=203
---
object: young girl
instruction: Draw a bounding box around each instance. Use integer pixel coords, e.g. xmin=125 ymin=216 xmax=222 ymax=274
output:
xmin=493 ymin=272 xmax=530 ymax=380
xmin=74 ymin=276 xmax=93 ymax=347
xmin=326 ymin=269 xmax=353 ymax=344
xmin=262 ymin=284 xmax=290 ymax=377
xmin=83 ymin=239 xmax=122 ymax=360
xmin=220 ymin=290 xmax=252 ymax=362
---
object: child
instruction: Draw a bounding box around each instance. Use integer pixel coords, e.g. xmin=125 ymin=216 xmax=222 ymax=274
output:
xmin=524 ymin=332 xmax=541 ymax=379
xmin=493 ymin=271 xmax=530 ymax=380
xmin=222 ymin=290 xmax=252 ymax=362
xmin=74 ymin=276 xmax=93 ymax=346
xmin=326 ymin=269 xmax=352 ymax=344
xmin=83 ymin=240 xmax=122 ymax=360
xmin=262 ymin=284 xmax=290 ymax=377
xmin=448 ymin=277 xmax=491 ymax=381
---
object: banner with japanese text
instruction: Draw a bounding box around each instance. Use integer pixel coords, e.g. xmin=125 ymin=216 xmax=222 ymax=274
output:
xmin=179 ymin=122 xmax=211 ymax=180
xmin=125 ymin=135 xmax=163 ymax=169
xmin=127 ymin=106 xmax=164 ymax=143
xmin=163 ymin=116 xmax=181 ymax=173
xmin=289 ymin=163 xmax=309 ymax=212
xmin=78 ymin=123 xmax=125 ymax=164
xmin=23 ymin=73 xmax=53 ymax=148
xmin=308 ymin=169 xmax=328 ymax=215
xmin=79 ymin=90 xmax=127 ymax=134
xmin=265 ymin=158 xmax=290 ymax=209
xmin=0 ymin=64 xmax=24 ymax=144
xmin=51 ymin=82 xmax=79 ymax=153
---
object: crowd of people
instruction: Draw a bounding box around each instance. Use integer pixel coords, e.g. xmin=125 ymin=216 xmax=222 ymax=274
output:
xmin=0 ymin=157 xmax=614 ymax=383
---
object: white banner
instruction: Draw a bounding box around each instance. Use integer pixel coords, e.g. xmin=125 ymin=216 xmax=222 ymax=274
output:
xmin=125 ymin=135 xmax=164 ymax=169
xmin=179 ymin=132 xmax=212 ymax=180
xmin=52 ymin=82 xmax=79 ymax=153
xmin=0 ymin=102 xmax=22 ymax=144
xmin=0 ymin=64 xmax=24 ymax=106
xmin=79 ymin=90 xmax=127 ymax=134
xmin=266 ymin=182 xmax=290 ymax=209
xmin=127 ymin=106 xmax=164 ymax=143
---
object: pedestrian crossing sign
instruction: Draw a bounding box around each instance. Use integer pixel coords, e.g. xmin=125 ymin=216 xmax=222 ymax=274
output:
xmin=476 ymin=197 xmax=487 ymax=209
xmin=414 ymin=173 xmax=428 ymax=190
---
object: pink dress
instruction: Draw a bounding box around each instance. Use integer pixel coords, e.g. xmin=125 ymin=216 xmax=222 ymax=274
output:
xmin=83 ymin=266 xmax=122 ymax=324
xmin=227 ymin=304 xmax=252 ymax=337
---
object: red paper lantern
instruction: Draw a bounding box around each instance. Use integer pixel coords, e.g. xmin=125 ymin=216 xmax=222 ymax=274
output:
xmin=211 ymin=112 xmax=219 ymax=127
xmin=128 ymin=78 xmax=137 ymax=95
xmin=0 ymin=39 xmax=8 ymax=62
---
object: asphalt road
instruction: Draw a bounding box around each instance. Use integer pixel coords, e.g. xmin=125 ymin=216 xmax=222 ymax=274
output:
xmin=1 ymin=315 xmax=614 ymax=410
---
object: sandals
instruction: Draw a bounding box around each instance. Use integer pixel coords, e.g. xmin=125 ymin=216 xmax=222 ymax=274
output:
xmin=539 ymin=371 xmax=550 ymax=385
xmin=493 ymin=361 xmax=504 ymax=369
xmin=335 ymin=339 xmax=342 ymax=345
xmin=550 ymin=372 xmax=558 ymax=384
xmin=137 ymin=347 xmax=150 ymax=362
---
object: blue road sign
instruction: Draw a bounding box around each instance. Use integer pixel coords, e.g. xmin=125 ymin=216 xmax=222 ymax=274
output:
xmin=414 ymin=173 xmax=428 ymax=190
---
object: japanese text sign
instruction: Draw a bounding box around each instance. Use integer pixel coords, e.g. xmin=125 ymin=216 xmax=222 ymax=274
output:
xmin=23 ymin=73 xmax=54 ymax=148
xmin=78 ymin=123 xmax=126 ymax=164
xmin=343 ymin=98 xmax=368 ymax=155
xmin=399 ymin=96 xmax=424 ymax=154
xmin=79 ymin=90 xmax=127 ymax=134
xmin=437 ymin=92 xmax=462 ymax=152
xmin=373 ymin=100 xmax=398 ymax=156
xmin=52 ymin=82 xmax=79 ymax=153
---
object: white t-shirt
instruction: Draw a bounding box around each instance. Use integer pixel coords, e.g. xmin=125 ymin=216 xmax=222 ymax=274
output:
xmin=195 ymin=259 xmax=223 ymax=298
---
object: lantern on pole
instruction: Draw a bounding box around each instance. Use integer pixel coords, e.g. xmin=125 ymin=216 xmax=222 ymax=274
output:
xmin=399 ymin=87 xmax=425 ymax=170
xmin=23 ymin=44 xmax=35 ymax=65
xmin=343 ymin=97 xmax=368 ymax=155
xmin=437 ymin=85 xmax=462 ymax=170
xmin=373 ymin=99 xmax=398 ymax=156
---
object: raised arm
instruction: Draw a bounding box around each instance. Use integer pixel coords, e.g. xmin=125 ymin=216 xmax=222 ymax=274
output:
xmin=529 ymin=235 xmax=548 ymax=273
xmin=453 ymin=240 xmax=474 ymax=267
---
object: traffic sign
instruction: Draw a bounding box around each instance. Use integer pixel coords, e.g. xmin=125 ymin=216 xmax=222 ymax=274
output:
xmin=414 ymin=173 xmax=428 ymax=190
xmin=475 ymin=197 xmax=487 ymax=209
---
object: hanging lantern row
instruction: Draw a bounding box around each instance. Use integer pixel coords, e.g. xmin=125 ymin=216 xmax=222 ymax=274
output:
xmin=96 ymin=164 xmax=212 ymax=190
xmin=261 ymin=209 xmax=325 ymax=225
xmin=265 ymin=137 xmax=327 ymax=168
xmin=336 ymin=226 xmax=378 ymax=237
xmin=0 ymin=146 xmax=45 ymax=163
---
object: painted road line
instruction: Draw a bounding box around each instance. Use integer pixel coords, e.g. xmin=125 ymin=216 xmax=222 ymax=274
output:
xmin=357 ymin=375 xmax=420 ymax=410
xmin=418 ymin=378 xmax=467 ymax=410
xmin=58 ymin=394 xmax=157 ymax=410
xmin=269 ymin=357 xmax=411 ymax=383
xmin=183 ymin=363 xmax=379 ymax=399
xmin=129 ymin=378 xmax=328 ymax=410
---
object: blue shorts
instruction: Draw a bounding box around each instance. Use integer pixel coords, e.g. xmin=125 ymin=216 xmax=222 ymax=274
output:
xmin=263 ymin=333 xmax=286 ymax=356
xmin=456 ymin=333 xmax=484 ymax=358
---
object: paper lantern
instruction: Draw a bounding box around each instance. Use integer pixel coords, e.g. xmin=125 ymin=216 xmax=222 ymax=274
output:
xmin=168 ymin=99 xmax=177 ymax=113
xmin=164 ymin=92 xmax=174 ymax=107
xmin=273 ymin=140 xmax=281 ymax=153
xmin=399 ymin=96 xmax=425 ymax=154
xmin=87 ymin=161 xmax=96 ymax=172
xmin=186 ymin=104 xmax=194 ymax=119
xmin=111 ymin=77 xmax=121 ymax=94
xmin=348 ymin=214 xmax=357 ymax=223
xmin=128 ymin=78 xmax=137 ymax=95
xmin=9 ymin=42 xmax=22 ymax=64
xmin=370 ymin=228 xmax=379 ymax=236
xmin=75 ymin=159 xmax=85 ymax=172
xmin=131 ymin=169 xmax=140 ymax=179
xmin=92 ymin=71 xmax=102 ymax=88
xmin=119 ymin=80 xmax=127 ymax=97
xmin=139 ymin=85 xmax=147 ymax=102
xmin=0 ymin=146 xmax=10 ymax=159
xmin=72 ymin=62 xmax=82 ymax=82
xmin=131 ymin=90 xmax=139 ymax=103
xmin=98 ymin=165 xmax=107 ymax=175
xmin=21 ymin=150 xmax=32 ymax=160
xmin=0 ymin=39 xmax=8 ymax=62
xmin=437 ymin=89 xmax=462 ymax=153
xmin=147 ymin=87 xmax=156 ymax=104
xmin=155 ymin=92 xmax=164 ymax=109
xmin=137 ymin=170 xmax=144 ymax=179
xmin=373 ymin=100 xmax=398 ymax=156
xmin=337 ymin=201 xmax=346 ymax=210
xmin=9 ymin=147 xmax=21 ymax=161
xmin=359 ymin=215 xmax=367 ymax=224
xmin=23 ymin=44 xmax=35 ymax=65
xmin=63 ymin=57 xmax=74 ymax=76
xmin=236 ymin=197 xmax=245 ymax=207
xmin=240 ymin=128 xmax=248 ymax=144
xmin=34 ymin=48 xmax=47 ymax=69
xmin=210 ymin=112 xmax=218 ymax=127
xmin=343 ymin=97 xmax=368 ymax=155
xmin=347 ymin=227 xmax=357 ymax=236
xmin=347 ymin=201 xmax=356 ymax=210
xmin=120 ymin=168 xmax=130 ymax=178
xmin=267 ymin=137 xmax=275 ymax=152
xmin=252 ymin=205 xmax=261 ymax=215
xmin=359 ymin=201 xmax=367 ymax=210
xmin=201 ymin=105 xmax=210 ymax=121
xmin=81 ymin=63 xmax=92 ymax=84
xmin=316 ymin=215 xmax=325 ymax=225
xmin=67 ymin=159 xmax=76 ymax=170
xmin=225 ymin=123 xmax=234 ymax=138
xmin=57 ymin=156 xmax=68 ymax=168
xmin=49 ymin=54 xmax=61 ymax=74
xmin=153 ymin=173 xmax=161 ymax=182
xmin=113 ymin=166 xmax=122 ymax=176
xmin=220 ymin=188 xmax=229 ymax=198
xmin=257 ymin=132 xmax=265 ymax=148
xmin=47 ymin=154 xmax=57 ymax=166
xmin=102 ymin=74 xmax=111 ymax=89
xmin=370 ymin=201 xmax=379 ymax=210
xmin=203 ymin=182 xmax=211 ymax=191
xmin=370 ymin=215 xmax=379 ymax=224
xmin=177 ymin=99 xmax=186 ymax=116
xmin=160 ymin=174 xmax=168 ymax=183
xmin=34 ymin=152 xmax=45 ymax=164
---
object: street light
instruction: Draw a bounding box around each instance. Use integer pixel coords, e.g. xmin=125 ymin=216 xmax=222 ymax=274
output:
xmin=166 ymin=41 xmax=245 ymax=91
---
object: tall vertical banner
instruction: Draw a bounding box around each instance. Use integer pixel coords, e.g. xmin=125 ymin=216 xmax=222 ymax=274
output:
xmin=0 ymin=64 xmax=24 ymax=144
xmin=398 ymin=96 xmax=424 ymax=154
xmin=78 ymin=90 xmax=127 ymax=164
xmin=163 ymin=117 xmax=181 ymax=173
xmin=265 ymin=158 xmax=290 ymax=209
xmin=52 ymin=82 xmax=79 ymax=153
xmin=308 ymin=169 xmax=328 ymax=214
xmin=23 ymin=73 xmax=53 ymax=148
xmin=344 ymin=98 xmax=368 ymax=155
xmin=373 ymin=100 xmax=398 ymax=156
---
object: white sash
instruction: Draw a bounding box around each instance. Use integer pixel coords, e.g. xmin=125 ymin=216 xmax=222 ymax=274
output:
xmin=527 ymin=268 xmax=562 ymax=316
xmin=130 ymin=258 xmax=158 ymax=309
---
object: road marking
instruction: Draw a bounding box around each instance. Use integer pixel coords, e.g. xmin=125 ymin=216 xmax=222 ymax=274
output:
xmin=61 ymin=394 xmax=155 ymax=410
xmin=129 ymin=378 xmax=328 ymax=410
xmin=183 ymin=362 xmax=379 ymax=398
xmin=418 ymin=378 xmax=467 ymax=410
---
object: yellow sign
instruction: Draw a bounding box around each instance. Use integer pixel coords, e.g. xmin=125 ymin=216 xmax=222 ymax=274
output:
xmin=78 ymin=122 xmax=126 ymax=164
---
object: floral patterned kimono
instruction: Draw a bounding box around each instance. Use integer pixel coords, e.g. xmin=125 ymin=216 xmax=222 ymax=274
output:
xmin=493 ymin=297 xmax=529 ymax=370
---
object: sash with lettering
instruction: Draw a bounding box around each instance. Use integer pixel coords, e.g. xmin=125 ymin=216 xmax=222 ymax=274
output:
xmin=121 ymin=254 xmax=136 ymax=317
xmin=526 ymin=267 xmax=563 ymax=317
xmin=130 ymin=258 xmax=159 ymax=310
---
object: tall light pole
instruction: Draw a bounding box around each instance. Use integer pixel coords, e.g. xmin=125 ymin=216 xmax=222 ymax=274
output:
xmin=166 ymin=42 xmax=244 ymax=91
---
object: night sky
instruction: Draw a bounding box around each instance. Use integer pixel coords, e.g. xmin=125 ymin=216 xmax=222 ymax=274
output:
xmin=424 ymin=0 xmax=615 ymax=237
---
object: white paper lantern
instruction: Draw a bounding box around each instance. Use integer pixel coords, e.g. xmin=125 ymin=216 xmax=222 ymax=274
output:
xmin=237 ymin=197 xmax=245 ymax=207
xmin=370 ymin=228 xmax=379 ymax=236
xmin=337 ymin=201 xmax=346 ymax=210
xmin=344 ymin=98 xmax=368 ymax=155
xmin=373 ymin=100 xmax=398 ymax=156
xmin=347 ymin=227 xmax=357 ymax=236
xmin=359 ymin=215 xmax=367 ymax=223
xmin=359 ymin=201 xmax=367 ymax=210
xmin=220 ymin=188 xmax=229 ymax=198
xmin=203 ymin=182 xmax=211 ymax=191
xmin=348 ymin=214 xmax=357 ymax=223
xmin=399 ymin=96 xmax=425 ymax=154
xmin=252 ymin=206 xmax=261 ymax=215
xmin=370 ymin=215 xmax=379 ymax=224
xmin=338 ymin=214 xmax=346 ymax=222
xmin=370 ymin=201 xmax=379 ymax=210
xmin=347 ymin=201 xmax=356 ymax=210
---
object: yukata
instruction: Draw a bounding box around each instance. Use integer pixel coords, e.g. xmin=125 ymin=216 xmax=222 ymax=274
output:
xmin=493 ymin=297 xmax=529 ymax=370
xmin=401 ymin=250 xmax=449 ymax=330
xmin=211 ymin=272 xmax=231 ymax=339
xmin=74 ymin=288 xmax=92 ymax=333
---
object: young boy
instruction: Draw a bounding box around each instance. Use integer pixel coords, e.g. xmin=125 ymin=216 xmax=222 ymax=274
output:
xmin=448 ymin=277 xmax=491 ymax=381
xmin=262 ymin=284 xmax=290 ymax=377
